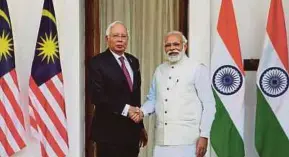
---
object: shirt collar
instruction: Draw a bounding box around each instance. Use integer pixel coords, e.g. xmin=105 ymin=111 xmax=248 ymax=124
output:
xmin=110 ymin=50 xmax=127 ymax=61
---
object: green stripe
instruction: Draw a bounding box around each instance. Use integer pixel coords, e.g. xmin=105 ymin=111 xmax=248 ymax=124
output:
xmin=255 ymin=87 xmax=289 ymax=157
xmin=210 ymin=89 xmax=244 ymax=157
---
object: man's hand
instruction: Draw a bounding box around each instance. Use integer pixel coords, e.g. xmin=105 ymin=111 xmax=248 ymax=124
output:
xmin=128 ymin=106 xmax=144 ymax=123
xmin=139 ymin=128 xmax=148 ymax=147
xmin=196 ymin=137 xmax=208 ymax=157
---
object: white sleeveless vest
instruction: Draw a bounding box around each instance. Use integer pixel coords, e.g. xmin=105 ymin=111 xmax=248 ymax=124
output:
xmin=154 ymin=56 xmax=202 ymax=145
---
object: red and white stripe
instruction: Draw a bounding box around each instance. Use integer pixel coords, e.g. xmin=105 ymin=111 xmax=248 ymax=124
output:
xmin=0 ymin=69 xmax=26 ymax=157
xmin=29 ymin=73 xmax=69 ymax=157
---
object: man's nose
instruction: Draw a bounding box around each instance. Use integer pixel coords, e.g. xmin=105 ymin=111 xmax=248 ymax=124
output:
xmin=116 ymin=38 xmax=123 ymax=42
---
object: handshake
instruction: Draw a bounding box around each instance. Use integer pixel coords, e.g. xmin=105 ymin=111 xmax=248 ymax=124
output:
xmin=128 ymin=106 xmax=144 ymax=123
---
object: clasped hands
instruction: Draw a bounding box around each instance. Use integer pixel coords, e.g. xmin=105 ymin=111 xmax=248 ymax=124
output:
xmin=128 ymin=106 xmax=144 ymax=123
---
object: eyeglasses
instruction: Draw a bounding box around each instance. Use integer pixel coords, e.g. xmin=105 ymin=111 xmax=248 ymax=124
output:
xmin=110 ymin=34 xmax=128 ymax=40
xmin=164 ymin=42 xmax=182 ymax=48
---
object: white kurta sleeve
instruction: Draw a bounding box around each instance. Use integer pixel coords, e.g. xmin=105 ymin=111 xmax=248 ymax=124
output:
xmin=141 ymin=74 xmax=157 ymax=116
xmin=194 ymin=64 xmax=216 ymax=138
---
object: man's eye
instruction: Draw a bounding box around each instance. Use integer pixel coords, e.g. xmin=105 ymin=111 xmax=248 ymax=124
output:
xmin=164 ymin=43 xmax=181 ymax=47
xmin=173 ymin=43 xmax=180 ymax=46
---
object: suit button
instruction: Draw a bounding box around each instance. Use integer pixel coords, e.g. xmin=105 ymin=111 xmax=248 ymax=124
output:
xmin=169 ymin=76 xmax=171 ymax=79
xmin=165 ymin=111 xmax=167 ymax=114
xmin=167 ymin=88 xmax=169 ymax=90
xmin=171 ymin=66 xmax=174 ymax=69
xmin=165 ymin=123 xmax=167 ymax=125
xmin=165 ymin=99 xmax=168 ymax=102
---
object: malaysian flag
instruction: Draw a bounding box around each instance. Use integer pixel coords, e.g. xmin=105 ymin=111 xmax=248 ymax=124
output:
xmin=0 ymin=0 xmax=26 ymax=156
xmin=28 ymin=0 xmax=69 ymax=156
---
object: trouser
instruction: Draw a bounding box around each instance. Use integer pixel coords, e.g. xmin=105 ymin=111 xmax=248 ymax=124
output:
xmin=96 ymin=142 xmax=139 ymax=157
xmin=153 ymin=144 xmax=196 ymax=157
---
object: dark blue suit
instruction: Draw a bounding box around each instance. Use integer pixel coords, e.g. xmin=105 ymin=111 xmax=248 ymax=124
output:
xmin=89 ymin=49 xmax=143 ymax=157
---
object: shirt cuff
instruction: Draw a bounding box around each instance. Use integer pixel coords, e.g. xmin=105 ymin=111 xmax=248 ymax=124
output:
xmin=200 ymin=131 xmax=209 ymax=138
xmin=140 ymin=107 xmax=148 ymax=116
xmin=121 ymin=104 xmax=130 ymax=117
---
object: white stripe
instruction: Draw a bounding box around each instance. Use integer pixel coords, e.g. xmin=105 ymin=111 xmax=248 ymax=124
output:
xmin=51 ymin=75 xmax=64 ymax=97
xmin=38 ymin=125 xmax=58 ymax=157
xmin=28 ymin=105 xmax=36 ymax=120
xmin=29 ymin=105 xmax=41 ymax=141
xmin=29 ymin=88 xmax=68 ymax=154
xmin=0 ymin=143 xmax=9 ymax=157
xmin=0 ymin=88 xmax=26 ymax=141
xmin=39 ymin=83 xmax=66 ymax=126
xmin=30 ymin=125 xmax=40 ymax=141
xmin=257 ymin=34 xmax=286 ymax=75
xmin=3 ymin=73 xmax=21 ymax=105
xmin=0 ymin=115 xmax=20 ymax=153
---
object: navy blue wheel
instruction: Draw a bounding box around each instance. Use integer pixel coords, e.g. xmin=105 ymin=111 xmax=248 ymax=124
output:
xmin=213 ymin=65 xmax=243 ymax=95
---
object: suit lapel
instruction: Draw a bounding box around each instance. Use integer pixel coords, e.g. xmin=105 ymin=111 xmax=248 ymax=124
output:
xmin=105 ymin=49 xmax=126 ymax=80
xmin=105 ymin=50 xmax=134 ymax=92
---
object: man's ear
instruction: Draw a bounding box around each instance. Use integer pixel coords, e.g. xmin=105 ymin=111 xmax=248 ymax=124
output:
xmin=183 ymin=43 xmax=188 ymax=51
xmin=105 ymin=35 xmax=109 ymax=42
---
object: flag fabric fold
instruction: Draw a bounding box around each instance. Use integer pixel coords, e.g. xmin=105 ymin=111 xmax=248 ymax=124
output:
xmin=28 ymin=0 xmax=69 ymax=156
xmin=210 ymin=0 xmax=245 ymax=156
xmin=0 ymin=0 xmax=26 ymax=156
xmin=255 ymin=0 xmax=289 ymax=156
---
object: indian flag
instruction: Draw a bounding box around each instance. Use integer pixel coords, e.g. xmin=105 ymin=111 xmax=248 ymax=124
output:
xmin=210 ymin=0 xmax=245 ymax=156
xmin=255 ymin=0 xmax=289 ymax=156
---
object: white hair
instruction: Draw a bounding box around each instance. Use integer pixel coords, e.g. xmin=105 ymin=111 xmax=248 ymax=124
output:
xmin=165 ymin=31 xmax=188 ymax=44
xmin=105 ymin=21 xmax=129 ymax=36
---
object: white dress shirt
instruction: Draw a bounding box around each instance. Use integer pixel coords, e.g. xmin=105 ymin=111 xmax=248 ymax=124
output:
xmin=110 ymin=51 xmax=133 ymax=117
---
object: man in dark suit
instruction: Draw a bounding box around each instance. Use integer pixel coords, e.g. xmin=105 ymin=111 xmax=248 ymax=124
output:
xmin=89 ymin=21 xmax=147 ymax=157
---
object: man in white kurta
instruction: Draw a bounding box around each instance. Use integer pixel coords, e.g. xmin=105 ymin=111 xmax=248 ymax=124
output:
xmin=132 ymin=31 xmax=216 ymax=157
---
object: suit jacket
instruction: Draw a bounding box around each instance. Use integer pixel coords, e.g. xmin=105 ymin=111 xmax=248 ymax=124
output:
xmin=89 ymin=49 xmax=143 ymax=145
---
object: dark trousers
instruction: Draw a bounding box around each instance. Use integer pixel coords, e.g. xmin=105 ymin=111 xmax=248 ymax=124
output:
xmin=96 ymin=142 xmax=139 ymax=157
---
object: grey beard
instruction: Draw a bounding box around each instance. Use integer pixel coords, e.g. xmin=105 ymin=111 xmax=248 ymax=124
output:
xmin=166 ymin=50 xmax=185 ymax=63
